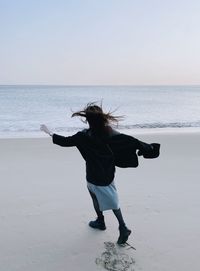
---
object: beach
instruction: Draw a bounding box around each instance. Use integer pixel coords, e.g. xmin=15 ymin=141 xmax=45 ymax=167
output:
xmin=0 ymin=130 xmax=200 ymax=271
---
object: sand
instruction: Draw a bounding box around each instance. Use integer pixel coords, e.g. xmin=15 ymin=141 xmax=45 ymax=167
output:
xmin=0 ymin=131 xmax=200 ymax=271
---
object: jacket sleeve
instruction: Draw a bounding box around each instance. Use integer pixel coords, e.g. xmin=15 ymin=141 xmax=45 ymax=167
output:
xmin=52 ymin=133 xmax=78 ymax=147
xmin=137 ymin=140 xmax=160 ymax=158
xmin=107 ymin=134 xmax=139 ymax=168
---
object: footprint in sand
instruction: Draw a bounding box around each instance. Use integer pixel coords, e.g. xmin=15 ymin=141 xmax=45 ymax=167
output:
xmin=96 ymin=242 xmax=135 ymax=271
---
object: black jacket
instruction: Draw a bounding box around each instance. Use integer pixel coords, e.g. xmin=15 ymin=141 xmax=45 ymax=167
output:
xmin=106 ymin=133 xmax=160 ymax=168
xmin=52 ymin=130 xmax=160 ymax=186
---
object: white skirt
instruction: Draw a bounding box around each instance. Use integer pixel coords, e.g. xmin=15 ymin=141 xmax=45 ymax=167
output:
xmin=87 ymin=180 xmax=120 ymax=211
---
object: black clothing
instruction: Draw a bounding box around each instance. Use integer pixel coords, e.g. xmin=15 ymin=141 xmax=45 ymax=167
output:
xmin=88 ymin=190 xmax=104 ymax=219
xmin=52 ymin=129 xmax=160 ymax=186
xmin=112 ymin=208 xmax=126 ymax=227
xmin=107 ymin=134 xmax=160 ymax=168
xmin=88 ymin=216 xmax=106 ymax=230
xmin=117 ymin=225 xmax=132 ymax=245
xmin=52 ymin=131 xmax=115 ymax=186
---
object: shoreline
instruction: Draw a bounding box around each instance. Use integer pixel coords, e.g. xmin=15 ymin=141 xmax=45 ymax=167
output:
xmin=0 ymin=126 xmax=200 ymax=139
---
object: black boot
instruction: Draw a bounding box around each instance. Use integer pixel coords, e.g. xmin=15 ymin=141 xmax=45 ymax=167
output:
xmin=89 ymin=217 xmax=106 ymax=230
xmin=117 ymin=225 xmax=131 ymax=244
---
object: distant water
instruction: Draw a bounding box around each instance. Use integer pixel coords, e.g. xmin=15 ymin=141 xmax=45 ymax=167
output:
xmin=1 ymin=85 xmax=200 ymax=138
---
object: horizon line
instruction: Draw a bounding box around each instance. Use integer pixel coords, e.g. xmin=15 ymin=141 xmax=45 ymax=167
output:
xmin=1 ymin=83 xmax=200 ymax=87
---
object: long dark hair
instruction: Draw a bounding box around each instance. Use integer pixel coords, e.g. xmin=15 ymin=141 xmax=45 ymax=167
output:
xmin=71 ymin=102 xmax=123 ymax=136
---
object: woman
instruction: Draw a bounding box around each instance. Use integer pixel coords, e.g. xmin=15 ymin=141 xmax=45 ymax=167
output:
xmin=40 ymin=103 xmax=160 ymax=245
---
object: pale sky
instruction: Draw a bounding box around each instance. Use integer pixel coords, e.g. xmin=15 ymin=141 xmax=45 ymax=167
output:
xmin=1 ymin=0 xmax=200 ymax=85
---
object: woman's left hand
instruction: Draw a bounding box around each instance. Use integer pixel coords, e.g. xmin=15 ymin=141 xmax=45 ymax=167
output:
xmin=40 ymin=124 xmax=52 ymax=136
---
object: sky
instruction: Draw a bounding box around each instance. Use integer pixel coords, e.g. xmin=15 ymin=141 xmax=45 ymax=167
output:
xmin=0 ymin=0 xmax=200 ymax=85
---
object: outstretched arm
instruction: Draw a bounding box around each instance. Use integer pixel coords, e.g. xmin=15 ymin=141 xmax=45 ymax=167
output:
xmin=137 ymin=140 xmax=160 ymax=159
xmin=40 ymin=124 xmax=77 ymax=147
xmin=40 ymin=124 xmax=53 ymax=136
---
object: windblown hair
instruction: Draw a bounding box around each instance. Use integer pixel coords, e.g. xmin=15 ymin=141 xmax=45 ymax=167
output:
xmin=71 ymin=102 xmax=123 ymax=135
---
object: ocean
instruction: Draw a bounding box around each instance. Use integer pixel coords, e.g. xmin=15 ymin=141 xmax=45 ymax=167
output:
xmin=1 ymin=85 xmax=200 ymax=138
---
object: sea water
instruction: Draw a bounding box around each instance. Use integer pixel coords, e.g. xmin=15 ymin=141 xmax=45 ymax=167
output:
xmin=1 ymin=85 xmax=200 ymax=138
